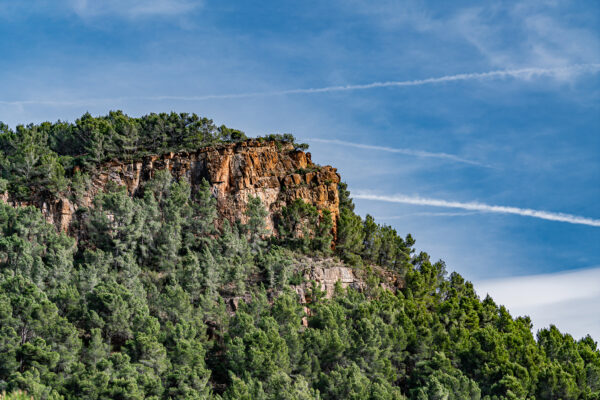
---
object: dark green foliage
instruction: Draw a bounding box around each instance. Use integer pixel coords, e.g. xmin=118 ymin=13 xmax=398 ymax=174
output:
xmin=257 ymin=246 xmax=294 ymax=289
xmin=0 ymin=275 xmax=80 ymax=399
xmin=361 ymin=214 xmax=414 ymax=274
xmin=336 ymin=182 xmax=414 ymax=274
xmin=243 ymin=196 xmax=269 ymax=253
xmin=277 ymin=199 xmax=333 ymax=255
xmin=0 ymin=205 xmax=75 ymax=294
xmin=49 ymin=111 xmax=248 ymax=162
xmin=335 ymin=182 xmax=364 ymax=265
xmin=0 ymin=123 xmax=69 ymax=199
xmin=0 ymin=191 xmax=598 ymax=400
xmin=0 ymin=117 xmax=598 ymax=399
xmin=257 ymin=133 xmax=308 ymax=151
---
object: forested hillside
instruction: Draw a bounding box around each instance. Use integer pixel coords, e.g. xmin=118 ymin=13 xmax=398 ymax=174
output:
xmin=0 ymin=112 xmax=598 ymax=400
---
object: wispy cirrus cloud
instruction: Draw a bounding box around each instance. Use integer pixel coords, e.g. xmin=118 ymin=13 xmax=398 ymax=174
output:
xmin=306 ymin=138 xmax=488 ymax=167
xmin=451 ymin=4 xmax=600 ymax=70
xmin=349 ymin=1 xmax=600 ymax=70
xmin=0 ymin=0 xmax=201 ymax=21
xmin=68 ymin=0 xmax=200 ymax=18
xmin=354 ymin=192 xmax=600 ymax=227
xmin=1 ymin=64 xmax=598 ymax=108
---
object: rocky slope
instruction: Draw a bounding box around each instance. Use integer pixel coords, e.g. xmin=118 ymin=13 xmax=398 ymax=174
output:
xmin=1 ymin=139 xmax=408 ymax=306
xmin=291 ymin=256 xmax=405 ymax=299
xmin=225 ymin=255 xmax=405 ymax=324
xmin=2 ymin=139 xmax=341 ymax=237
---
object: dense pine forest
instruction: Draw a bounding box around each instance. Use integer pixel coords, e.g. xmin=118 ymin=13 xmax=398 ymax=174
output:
xmin=0 ymin=112 xmax=598 ymax=400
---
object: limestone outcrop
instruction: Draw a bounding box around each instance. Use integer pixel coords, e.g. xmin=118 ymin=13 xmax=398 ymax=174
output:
xmin=2 ymin=139 xmax=341 ymax=237
xmin=290 ymin=256 xmax=405 ymax=303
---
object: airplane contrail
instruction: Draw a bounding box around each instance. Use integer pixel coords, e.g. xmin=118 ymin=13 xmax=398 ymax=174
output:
xmin=354 ymin=192 xmax=600 ymax=227
xmin=306 ymin=138 xmax=489 ymax=167
xmin=373 ymin=211 xmax=483 ymax=219
xmin=144 ymin=63 xmax=600 ymax=100
xmin=1 ymin=64 xmax=599 ymax=106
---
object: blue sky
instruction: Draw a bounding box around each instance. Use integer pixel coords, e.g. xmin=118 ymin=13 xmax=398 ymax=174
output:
xmin=1 ymin=0 xmax=599 ymax=339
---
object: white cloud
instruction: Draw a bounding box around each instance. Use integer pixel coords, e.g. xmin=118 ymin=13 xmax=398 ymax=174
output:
xmin=68 ymin=0 xmax=200 ymax=18
xmin=476 ymin=267 xmax=600 ymax=340
xmin=353 ymin=192 xmax=600 ymax=227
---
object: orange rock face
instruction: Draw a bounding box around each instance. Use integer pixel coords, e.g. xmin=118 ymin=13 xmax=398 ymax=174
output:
xmin=3 ymin=140 xmax=341 ymax=238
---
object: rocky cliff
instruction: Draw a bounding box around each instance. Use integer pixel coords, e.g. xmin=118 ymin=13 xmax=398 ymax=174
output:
xmin=2 ymin=138 xmax=406 ymax=315
xmin=2 ymin=139 xmax=341 ymax=237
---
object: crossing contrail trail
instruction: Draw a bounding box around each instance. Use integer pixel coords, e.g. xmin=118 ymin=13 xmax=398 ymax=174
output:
xmin=306 ymin=138 xmax=489 ymax=167
xmin=1 ymin=64 xmax=599 ymax=106
xmin=143 ymin=63 xmax=600 ymax=100
xmin=354 ymin=192 xmax=600 ymax=227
